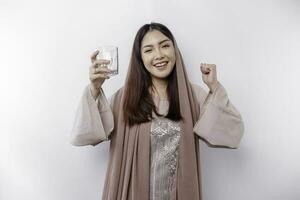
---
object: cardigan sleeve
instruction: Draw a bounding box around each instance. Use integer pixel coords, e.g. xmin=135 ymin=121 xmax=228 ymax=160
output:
xmin=192 ymin=82 xmax=244 ymax=149
xmin=70 ymin=84 xmax=114 ymax=146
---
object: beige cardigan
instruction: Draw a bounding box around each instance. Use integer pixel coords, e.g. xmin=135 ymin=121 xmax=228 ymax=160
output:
xmin=70 ymin=82 xmax=244 ymax=148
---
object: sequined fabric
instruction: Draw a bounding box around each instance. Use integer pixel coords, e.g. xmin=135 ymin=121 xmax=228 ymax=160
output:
xmin=150 ymin=117 xmax=181 ymax=200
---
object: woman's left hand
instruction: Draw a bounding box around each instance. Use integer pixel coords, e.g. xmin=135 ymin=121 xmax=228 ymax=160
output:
xmin=200 ymin=63 xmax=219 ymax=93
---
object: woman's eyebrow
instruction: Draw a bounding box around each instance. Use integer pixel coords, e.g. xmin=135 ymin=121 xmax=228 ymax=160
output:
xmin=142 ymin=39 xmax=171 ymax=49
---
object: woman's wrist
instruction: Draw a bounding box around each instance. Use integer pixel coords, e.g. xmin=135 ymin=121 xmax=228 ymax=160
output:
xmin=209 ymin=81 xmax=219 ymax=94
xmin=89 ymin=84 xmax=100 ymax=100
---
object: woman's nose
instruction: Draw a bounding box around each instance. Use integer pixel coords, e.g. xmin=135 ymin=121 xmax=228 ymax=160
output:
xmin=154 ymin=49 xmax=164 ymax=60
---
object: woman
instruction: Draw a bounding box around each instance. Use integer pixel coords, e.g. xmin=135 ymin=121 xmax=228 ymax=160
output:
xmin=71 ymin=22 xmax=244 ymax=200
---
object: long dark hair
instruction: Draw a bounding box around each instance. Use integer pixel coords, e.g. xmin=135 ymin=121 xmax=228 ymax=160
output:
xmin=123 ymin=22 xmax=182 ymax=126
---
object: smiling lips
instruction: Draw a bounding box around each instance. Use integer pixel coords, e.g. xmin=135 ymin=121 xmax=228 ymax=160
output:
xmin=153 ymin=61 xmax=168 ymax=67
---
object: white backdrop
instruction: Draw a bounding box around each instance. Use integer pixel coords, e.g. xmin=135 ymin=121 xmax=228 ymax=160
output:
xmin=1 ymin=0 xmax=299 ymax=199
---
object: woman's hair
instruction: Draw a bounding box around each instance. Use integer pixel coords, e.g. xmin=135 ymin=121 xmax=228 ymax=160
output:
xmin=123 ymin=22 xmax=182 ymax=126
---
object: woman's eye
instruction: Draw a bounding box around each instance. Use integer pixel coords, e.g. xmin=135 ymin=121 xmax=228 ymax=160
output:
xmin=144 ymin=45 xmax=169 ymax=53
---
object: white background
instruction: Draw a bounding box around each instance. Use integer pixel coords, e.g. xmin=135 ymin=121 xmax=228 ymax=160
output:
xmin=1 ymin=0 xmax=299 ymax=199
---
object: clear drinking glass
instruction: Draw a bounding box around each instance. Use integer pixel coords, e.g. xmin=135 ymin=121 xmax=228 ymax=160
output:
xmin=96 ymin=45 xmax=119 ymax=76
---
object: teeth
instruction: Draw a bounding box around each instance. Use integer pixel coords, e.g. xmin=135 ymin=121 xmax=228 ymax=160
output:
xmin=154 ymin=62 xmax=167 ymax=67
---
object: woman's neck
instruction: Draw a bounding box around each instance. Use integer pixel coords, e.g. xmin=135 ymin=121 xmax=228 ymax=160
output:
xmin=151 ymin=77 xmax=168 ymax=99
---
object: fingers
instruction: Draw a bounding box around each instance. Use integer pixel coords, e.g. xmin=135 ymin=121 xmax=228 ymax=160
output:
xmin=94 ymin=66 xmax=111 ymax=74
xmin=90 ymin=50 xmax=99 ymax=63
xmin=91 ymin=59 xmax=111 ymax=69
xmin=90 ymin=50 xmax=111 ymax=64
xmin=90 ymin=65 xmax=111 ymax=75
xmin=200 ymin=63 xmax=216 ymax=74
xmin=90 ymin=73 xmax=110 ymax=81
xmin=89 ymin=50 xmax=111 ymax=87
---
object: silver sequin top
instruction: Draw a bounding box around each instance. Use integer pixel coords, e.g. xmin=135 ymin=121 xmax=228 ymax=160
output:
xmin=150 ymin=116 xmax=181 ymax=200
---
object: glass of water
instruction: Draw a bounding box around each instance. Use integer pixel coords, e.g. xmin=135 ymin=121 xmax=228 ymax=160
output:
xmin=96 ymin=45 xmax=119 ymax=76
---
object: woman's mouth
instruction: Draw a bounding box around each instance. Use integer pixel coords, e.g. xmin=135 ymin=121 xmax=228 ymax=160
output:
xmin=153 ymin=61 xmax=168 ymax=68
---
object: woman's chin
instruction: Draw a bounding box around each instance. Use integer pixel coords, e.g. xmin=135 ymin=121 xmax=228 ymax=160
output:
xmin=151 ymin=71 xmax=172 ymax=80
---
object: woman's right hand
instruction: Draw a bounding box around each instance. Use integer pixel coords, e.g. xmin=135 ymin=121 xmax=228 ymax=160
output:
xmin=89 ymin=50 xmax=111 ymax=99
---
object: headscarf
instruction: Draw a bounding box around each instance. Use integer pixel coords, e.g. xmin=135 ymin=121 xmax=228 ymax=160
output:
xmin=101 ymin=39 xmax=202 ymax=200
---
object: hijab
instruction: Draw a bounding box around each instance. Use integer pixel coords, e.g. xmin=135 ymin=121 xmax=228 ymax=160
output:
xmin=101 ymin=39 xmax=202 ymax=200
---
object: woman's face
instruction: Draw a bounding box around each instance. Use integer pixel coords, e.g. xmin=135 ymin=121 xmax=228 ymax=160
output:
xmin=140 ymin=30 xmax=176 ymax=80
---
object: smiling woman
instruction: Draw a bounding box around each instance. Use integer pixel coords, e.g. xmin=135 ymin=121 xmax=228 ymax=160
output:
xmin=71 ymin=22 xmax=244 ymax=200
xmin=141 ymin=32 xmax=176 ymax=102
xmin=141 ymin=33 xmax=176 ymax=80
xmin=123 ymin=25 xmax=181 ymax=126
